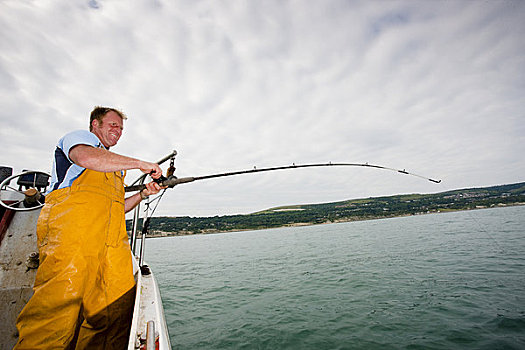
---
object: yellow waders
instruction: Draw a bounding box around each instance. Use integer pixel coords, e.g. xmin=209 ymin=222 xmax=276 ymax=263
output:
xmin=15 ymin=169 xmax=136 ymax=349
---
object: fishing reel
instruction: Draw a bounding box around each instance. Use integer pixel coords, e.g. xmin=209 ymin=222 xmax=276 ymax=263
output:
xmin=0 ymin=170 xmax=50 ymax=211
xmin=152 ymin=156 xmax=177 ymax=187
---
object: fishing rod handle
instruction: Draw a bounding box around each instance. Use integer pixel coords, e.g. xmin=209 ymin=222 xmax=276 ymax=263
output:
xmin=124 ymin=176 xmax=195 ymax=193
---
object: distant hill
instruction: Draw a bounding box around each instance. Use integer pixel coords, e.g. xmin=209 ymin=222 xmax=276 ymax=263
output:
xmin=128 ymin=182 xmax=525 ymax=237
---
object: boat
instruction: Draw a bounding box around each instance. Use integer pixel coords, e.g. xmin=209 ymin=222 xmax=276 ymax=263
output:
xmin=0 ymin=165 xmax=172 ymax=350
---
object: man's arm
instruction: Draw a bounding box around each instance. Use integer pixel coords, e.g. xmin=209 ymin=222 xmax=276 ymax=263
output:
xmin=69 ymin=145 xmax=162 ymax=177
xmin=69 ymin=144 xmax=166 ymax=212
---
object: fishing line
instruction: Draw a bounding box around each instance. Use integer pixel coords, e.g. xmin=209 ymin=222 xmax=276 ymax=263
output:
xmin=136 ymin=188 xmax=168 ymax=267
xmin=143 ymin=188 xmax=168 ymax=218
xmin=463 ymin=202 xmax=506 ymax=254
xmin=434 ymin=181 xmax=506 ymax=255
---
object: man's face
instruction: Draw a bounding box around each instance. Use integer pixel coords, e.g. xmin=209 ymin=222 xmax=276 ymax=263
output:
xmin=91 ymin=111 xmax=124 ymax=148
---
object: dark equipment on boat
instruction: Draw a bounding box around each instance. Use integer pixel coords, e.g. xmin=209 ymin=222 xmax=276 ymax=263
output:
xmin=0 ymin=171 xmax=50 ymax=211
xmin=0 ymin=166 xmax=13 ymax=184
xmin=17 ymin=170 xmax=50 ymax=192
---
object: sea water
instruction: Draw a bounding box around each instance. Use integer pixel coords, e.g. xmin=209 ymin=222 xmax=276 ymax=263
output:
xmin=144 ymin=206 xmax=525 ymax=349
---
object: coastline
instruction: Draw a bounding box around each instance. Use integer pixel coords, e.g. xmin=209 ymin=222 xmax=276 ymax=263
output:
xmin=140 ymin=202 xmax=525 ymax=239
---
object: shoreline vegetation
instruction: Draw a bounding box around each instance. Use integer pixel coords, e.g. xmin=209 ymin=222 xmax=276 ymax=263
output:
xmin=127 ymin=181 xmax=525 ymax=238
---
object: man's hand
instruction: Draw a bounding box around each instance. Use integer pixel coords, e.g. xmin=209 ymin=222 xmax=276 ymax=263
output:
xmin=125 ymin=179 xmax=167 ymax=213
xmin=139 ymin=161 xmax=163 ymax=179
xmin=142 ymin=181 xmax=165 ymax=197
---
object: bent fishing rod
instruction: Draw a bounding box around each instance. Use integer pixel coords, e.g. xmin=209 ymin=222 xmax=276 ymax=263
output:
xmin=124 ymin=155 xmax=441 ymax=193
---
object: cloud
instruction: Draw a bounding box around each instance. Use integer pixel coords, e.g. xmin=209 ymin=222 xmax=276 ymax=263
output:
xmin=1 ymin=0 xmax=524 ymax=217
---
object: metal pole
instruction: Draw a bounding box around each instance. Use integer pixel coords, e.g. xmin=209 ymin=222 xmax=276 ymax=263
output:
xmin=130 ymin=202 xmax=140 ymax=254
xmin=146 ymin=320 xmax=156 ymax=350
xmin=139 ymin=198 xmax=150 ymax=268
xmin=130 ymin=173 xmax=146 ymax=253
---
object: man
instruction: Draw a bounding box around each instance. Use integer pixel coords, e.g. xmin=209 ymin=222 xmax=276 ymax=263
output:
xmin=15 ymin=107 xmax=164 ymax=349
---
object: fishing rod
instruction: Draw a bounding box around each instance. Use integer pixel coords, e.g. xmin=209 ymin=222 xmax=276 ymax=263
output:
xmin=124 ymin=161 xmax=441 ymax=193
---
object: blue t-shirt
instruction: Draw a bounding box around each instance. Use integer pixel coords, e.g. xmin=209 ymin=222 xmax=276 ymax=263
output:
xmin=47 ymin=130 xmax=103 ymax=193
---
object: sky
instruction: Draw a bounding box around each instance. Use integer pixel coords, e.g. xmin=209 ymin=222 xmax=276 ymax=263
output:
xmin=1 ymin=0 xmax=524 ymax=217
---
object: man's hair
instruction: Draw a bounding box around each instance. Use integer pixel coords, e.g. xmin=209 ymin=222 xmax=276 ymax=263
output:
xmin=89 ymin=106 xmax=127 ymax=131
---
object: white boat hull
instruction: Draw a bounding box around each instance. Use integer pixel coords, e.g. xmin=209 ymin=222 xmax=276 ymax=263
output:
xmin=128 ymin=257 xmax=172 ymax=349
